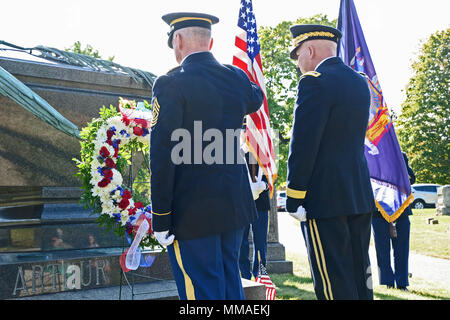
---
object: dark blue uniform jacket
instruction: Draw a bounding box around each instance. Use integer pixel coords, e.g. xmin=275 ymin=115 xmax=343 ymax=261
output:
xmin=286 ymin=57 xmax=376 ymax=219
xmin=150 ymin=51 xmax=263 ymax=240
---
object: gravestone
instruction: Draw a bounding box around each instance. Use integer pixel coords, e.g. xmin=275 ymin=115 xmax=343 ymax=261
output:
xmin=0 ymin=54 xmax=290 ymax=300
xmin=436 ymin=185 xmax=450 ymax=216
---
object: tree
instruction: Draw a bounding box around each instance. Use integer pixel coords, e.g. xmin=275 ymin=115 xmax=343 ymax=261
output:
xmin=65 ymin=41 xmax=115 ymax=61
xmin=259 ymin=14 xmax=337 ymax=187
xmin=397 ymin=29 xmax=449 ymax=185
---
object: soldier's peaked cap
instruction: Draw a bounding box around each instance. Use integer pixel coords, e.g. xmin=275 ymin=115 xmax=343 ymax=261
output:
xmin=289 ymin=24 xmax=342 ymax=60
xmin=162 ymin=12 xmax=219 ymax=49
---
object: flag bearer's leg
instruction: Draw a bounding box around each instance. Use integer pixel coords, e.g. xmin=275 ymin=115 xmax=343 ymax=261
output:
xmin=239 ymin=224 xmax=252 ymax=280
xmin=371 ymin=215 xmax=395 ymax=287
xmin=392 ymin=215 xmax=410 ymax=288
xmin=251 ymin=210 xmax=269 ymax=278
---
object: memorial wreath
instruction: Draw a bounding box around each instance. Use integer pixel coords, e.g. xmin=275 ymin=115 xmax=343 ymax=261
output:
xmin=74 ymin=98 xmax=158 ymax=251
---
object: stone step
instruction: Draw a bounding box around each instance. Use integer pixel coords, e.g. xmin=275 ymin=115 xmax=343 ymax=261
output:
xmin=266 ymin=260 xmax=293 ymax=274
xmin=11 ymin=278 xmax=266 ymax=300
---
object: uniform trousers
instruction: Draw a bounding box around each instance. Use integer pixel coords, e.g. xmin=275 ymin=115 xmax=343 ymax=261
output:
xmin=239 ymin=210 xmax=269 ymax=279
xmin=301 ymin=212 xmax=374 ymax=300
xmin=371 ymin=214 xmax=410 ymax=287
xmin=167 ymin=227 xmax=245 ymax=300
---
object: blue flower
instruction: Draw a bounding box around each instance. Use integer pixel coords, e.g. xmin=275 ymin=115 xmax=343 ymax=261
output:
xmin=112 ymin=139 xmax=120 ymax=149
xmin=119 ymin=129 xmax=130 ymax=138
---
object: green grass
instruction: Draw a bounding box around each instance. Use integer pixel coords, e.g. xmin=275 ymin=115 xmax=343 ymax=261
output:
xmin=271 ymin=252 xmax=316 ymax=300
xmin=273 ymin=252 xmax=450 ymax=300
xmin=409 ymin=209 xmax=450 ymax=259
xmin=272 ymin=209 xmax=450 ymax=300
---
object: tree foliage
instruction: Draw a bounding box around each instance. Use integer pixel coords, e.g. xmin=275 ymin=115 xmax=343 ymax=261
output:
xmin=65 ymin=41 xmax=115 ymax=61
xmin=259 ymin=14 xmax=337 ymax=187
xmin=397 ymin=29 xmax=449 ymax=185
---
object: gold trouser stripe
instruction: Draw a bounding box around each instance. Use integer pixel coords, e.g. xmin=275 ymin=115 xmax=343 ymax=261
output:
xmin=286 ymin=187 xmax=306 ymax=199
xmin=173 ymin=240 xmax=195 ymax=300
xmin=312 ymin=219 xmax=334 ymax=300
xmin=170 ymin=17 xmax=212 ymax=26
xmin=309 ymin=219 xmax=329 ymax=300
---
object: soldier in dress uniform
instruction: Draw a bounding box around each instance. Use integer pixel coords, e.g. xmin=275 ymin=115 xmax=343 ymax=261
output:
xmin=239 ymin=145 xmax=271 ymax=280
xmin=286 ymin=24 xmax=377 ymax=300
xmin=371 ymin=152 xmax=415 ymax=291
xmin=150 ymin=12 xmax=264 ymax=300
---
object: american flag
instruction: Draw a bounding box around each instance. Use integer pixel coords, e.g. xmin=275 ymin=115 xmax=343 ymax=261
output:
xmin=233 ymin=0 xmax=277 ymax=196
xmin=255 ymin=262 xmax=276 ymax=300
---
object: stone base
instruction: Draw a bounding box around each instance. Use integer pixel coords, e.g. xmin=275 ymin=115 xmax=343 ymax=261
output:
xmin=0 ymin=247 xmax=172 ymax=299
xmin=436 ymin=206 xmax=450 ymax=216
xmin=248 ymin=242 xmax=293 ymax=275
xmin=12 ymin=278 xmax=266 ymax=300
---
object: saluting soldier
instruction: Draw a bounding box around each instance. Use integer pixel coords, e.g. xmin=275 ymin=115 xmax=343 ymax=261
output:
xmin=286 ymin=24 xmax=377 ymax=300
xmin=150 ymin=12 xmax=264 ymax=300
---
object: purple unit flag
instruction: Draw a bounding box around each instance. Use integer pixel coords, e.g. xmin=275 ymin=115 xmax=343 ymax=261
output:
xmin=337 ymin=0 xmax=413 ymax=222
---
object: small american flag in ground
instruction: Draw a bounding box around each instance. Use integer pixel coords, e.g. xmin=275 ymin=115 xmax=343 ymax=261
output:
xmin=233 ymin=0 xmax=277 ymax=196
xmin=255 ymin=262 xmax=276 ymax=300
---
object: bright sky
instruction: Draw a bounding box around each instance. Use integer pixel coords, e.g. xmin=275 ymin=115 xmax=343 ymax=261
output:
xmin=1 ymin=0 xmax=449 ymax=114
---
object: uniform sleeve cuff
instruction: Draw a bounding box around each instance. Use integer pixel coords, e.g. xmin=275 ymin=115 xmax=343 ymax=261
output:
xmin=151 ymin=211 xmax=172 ymax=232
xmin=286 ymin=197 xmax=305 ymax=213
xmin=286 ymin=187 xmax=306 ymax=199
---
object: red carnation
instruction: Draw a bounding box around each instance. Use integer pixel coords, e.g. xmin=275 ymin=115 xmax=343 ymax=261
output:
xmin=100 ymin=146 xmax=110 ymax=158
xmin=134 ymin=119 xmax=148 ymax=128
xmin=103 ymin=169 xmax=113 ymax=179
xmin=119 ymin=198 xmax=130 ymax=210
xmin=105 ymin=158 xmax=116 ymax=168
xmin=97 ymin=177 xmax=110 ymax=188
xmin=123 ymin=190 xmax=132 ymax=200
xmin=135 ymin=202 xmax=144 ymax=209
xmin=128 ymin=207 xmax=137 ymax=216
xmin=107 ymin=130 xmax=115 ymax=140
xmin=122 ymin=116 xmax=131 ymax=126
xmin=133 ymin=126 xmax=144 ymax=136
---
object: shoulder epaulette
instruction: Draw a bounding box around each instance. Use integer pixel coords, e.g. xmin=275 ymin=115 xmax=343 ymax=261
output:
xmin=358 ymin=71 xmax=368 ymax=78
xmin=300 ymin=71 xmax=321 ymax=80
xmin=167 ymin=66 xmax=181 ymax=74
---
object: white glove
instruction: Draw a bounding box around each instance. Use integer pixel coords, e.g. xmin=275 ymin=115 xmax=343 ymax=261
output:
xmin=289 ymin=205 xmax=307 ymax=222
xmin=250 ymin=181 xmax=267 ymax=200
xmin=154 ymin=230 xmax=175 ymax=247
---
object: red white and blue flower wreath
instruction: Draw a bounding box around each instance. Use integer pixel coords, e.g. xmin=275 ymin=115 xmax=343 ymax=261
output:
xmin=75 ymin=98 xmax=157 ymax=272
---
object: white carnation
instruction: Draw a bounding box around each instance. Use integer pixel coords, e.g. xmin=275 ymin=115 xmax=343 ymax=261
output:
xmin=96 ymin=128 xmax=108 ymax=143
xmin=120 ymin=210 xmax=130 ymax=226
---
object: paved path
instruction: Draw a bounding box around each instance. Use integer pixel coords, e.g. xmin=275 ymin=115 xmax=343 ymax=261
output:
xmin=277 ymin=212 xmax=450 ymax=289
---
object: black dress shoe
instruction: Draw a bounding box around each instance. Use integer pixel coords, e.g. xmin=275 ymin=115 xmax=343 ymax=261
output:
xmin=397 ymin=286 xmax=409 ymax=292
xmin=386 ymin=285 xmax=395 ymax=289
